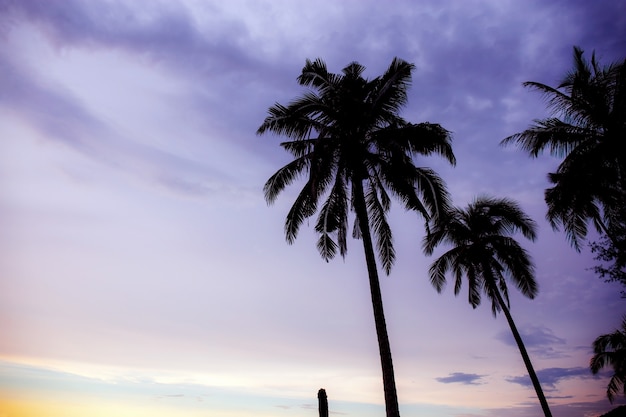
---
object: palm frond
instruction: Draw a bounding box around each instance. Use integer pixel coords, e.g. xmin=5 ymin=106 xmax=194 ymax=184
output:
xmin=314 ymin=173 xmax=349 ymax=260
xmin=257 ymin=103 xmax=325 ymax=140
xmin=466 ymin=265 xmax=482 ymax=308
xmin=606 ymin=374 xmax=625 ymax=403
xmin=500 ymin=118 xmax=590 ymax=158
xmin=590 ymin=316 xmax=626 ymax=403
xmin=280 ymin=138 xmax=317 ymax=157
xmin=422 ymin=207 xmax=464 ymax=255
xmin=370 ymin=57 xmax=414 ymax=119
xmin=263 ymin=155 xmax=311 ymax=204
xmin=428 ymin=250 xmax=456 ymax=293
xmin=492 ymin=237 xmax=537 ymax=299
xmin=545 ymin=172 xmax=603 ymax=251
xmin=376 ymin=156 xmax=429 ymax=219
xmin=406 ymin=123 xmax=456 ymax=165
xmin=591 ymin=351 xmax=615 ymax=374
xmin=453 ymin=263 xmax=464 ymax=296
xmin=342 ymin=61 xmax=367 ymax=79
xmin=298 ymin=58 xmax=339 ymax=94
xmin=284 ymin=182 xmax=318 ymax=243
xmin=365 ymin=184 xmax=395 ymax=274
xmin=374 ymin=122 xmax=456 ymax=165
xmin=472 ymin=196 xmax=538 ymax=240
xmin=413 ymin=167 xmax=453 ymax=221
xmin=316 ymin=233 xmax=338 ymax=262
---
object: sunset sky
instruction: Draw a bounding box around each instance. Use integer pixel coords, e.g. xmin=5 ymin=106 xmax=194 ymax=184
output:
xmin=1 ymin=1 xmax=625 ymax=417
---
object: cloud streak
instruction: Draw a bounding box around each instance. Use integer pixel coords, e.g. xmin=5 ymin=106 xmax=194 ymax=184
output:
xmin=506 ymin=367 xmax=591 ymax=389
xmin=496 ymin=325 xmax=569 ymax=359
xmin=436 ymin=372 xmax=486 ymax=385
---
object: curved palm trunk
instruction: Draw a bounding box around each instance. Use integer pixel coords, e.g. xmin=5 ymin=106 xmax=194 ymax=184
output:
xmin=493 ymin=288 xmax=552 ymax=417
xmin=353 ymin=180 xmax=401 ymax=417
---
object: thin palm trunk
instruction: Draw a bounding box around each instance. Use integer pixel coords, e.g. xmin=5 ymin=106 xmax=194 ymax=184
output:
xmin=493 ymin=287 xmax=552 ymax=417
xmin=353 ymin=180 xmax=400 ymax=417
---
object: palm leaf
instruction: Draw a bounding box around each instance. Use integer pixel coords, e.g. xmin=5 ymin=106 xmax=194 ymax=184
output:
xmin=284 ymin=182 xmax=318 ymax=243
xmin=263 ymin=155 xmax=310 ymax=204
xmin=365 ymin=184 xmax=395 ymax=274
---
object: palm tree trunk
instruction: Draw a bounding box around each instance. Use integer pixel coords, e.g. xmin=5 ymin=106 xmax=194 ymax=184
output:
xmin=353 ymin=180 xmax=401 ymax=417
xmin=493 ymin=288 xmax=552 ymax=417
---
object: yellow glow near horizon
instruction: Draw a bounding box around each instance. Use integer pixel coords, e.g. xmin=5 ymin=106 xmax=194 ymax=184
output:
xmin=0 ymin=398 xmax=223 ymax=417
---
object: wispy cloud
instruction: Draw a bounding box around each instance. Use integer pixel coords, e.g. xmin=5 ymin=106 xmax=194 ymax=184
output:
xmin=496 ymin=325 xmax=569 ymax=359
xmin=506 ymin=367 xmax=591 ymax=389
xmin=436 ymin=372 xmax=486 ymax=385
xmin=0 ymin=28 xmax=257 ymax=199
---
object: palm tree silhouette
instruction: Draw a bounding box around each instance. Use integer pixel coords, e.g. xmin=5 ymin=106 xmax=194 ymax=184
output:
xmin=591 ymin=316 xmax=626 ymax=403
xmin=501 ymin=46 xmax=626 ymax=251
xmin=423 ymin=196 xmax=552 ymax=417
xmin=258 ymin=57 xmax=455 ymax=417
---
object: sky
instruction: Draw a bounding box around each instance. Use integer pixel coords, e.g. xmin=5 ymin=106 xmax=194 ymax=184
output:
xmin=1 ymin=1 xmax=625 ymax=417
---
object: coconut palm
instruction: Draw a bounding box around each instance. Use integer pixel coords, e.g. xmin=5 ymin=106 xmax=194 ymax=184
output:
xmin=591 ymin=316 xmax=626 ymax=403
xmin=258 ymin=57 xmax=455 ymax=417
xmin=501 ymin=46 xmax=626 ymax=251
xmin=423 ymin=196 xmax=552 ymax=417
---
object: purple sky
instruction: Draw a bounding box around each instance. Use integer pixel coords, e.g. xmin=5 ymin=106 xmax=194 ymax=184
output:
xmin=1 ymin=1 xmax=625 ymax=417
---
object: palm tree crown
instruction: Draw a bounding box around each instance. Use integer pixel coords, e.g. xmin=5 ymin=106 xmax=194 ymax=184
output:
xmin=591 ymin=316 xmax=626 ymax=403
xmin=259 ymin=57 xmax=455 ymax=272
xmin=258 ymin=57 xmax=455 ymax=417
xmin=501 ymin=46 xmax=626 ymax=250
xmin=423 ymin=196 xmax=538 ymax=314
xmin=423 ymin=196 xmax=552 ymax=417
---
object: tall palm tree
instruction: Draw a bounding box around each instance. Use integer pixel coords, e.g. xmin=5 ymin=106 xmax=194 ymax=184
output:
xmin=501 ymin=46 xmax=626 ymax=251
xmin=258 ymin=57 xmax=455 ymax=417
xmin=423 ymin=196 xmax=552 ymax=417
xmin=591 ymin=316 xmax=626 ymax=403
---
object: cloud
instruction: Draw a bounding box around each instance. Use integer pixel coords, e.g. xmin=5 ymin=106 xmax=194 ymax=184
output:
xmin=496 ymin=325 xmax=569 ymax=359
xmin=0 ymin=33 xmax=255 ymax=200
xmin=0 ymin=0 xmax=287 ymax=195
xmin=436 ymin=372 xmax=486 ymax=385
xmin=0 ymin=0 xmax=278 ymax=86
xmin=506 ymin=367 xmax=591 ymax=389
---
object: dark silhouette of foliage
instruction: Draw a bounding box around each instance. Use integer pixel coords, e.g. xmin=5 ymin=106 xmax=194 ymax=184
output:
xmin=501 ymin=46 xmax=626 ymax=254
xmin=590 ymin=222 xmax=626 ymax=297
xmin=591 ymin=316 xmax=626 ymax=403
xmin=258 ymin=57 xmax=455 ymax=417
xmin=423 ymin=196 xmax=552 ymax=417
xmin=599 ymin=405 xmax=626 ymax=417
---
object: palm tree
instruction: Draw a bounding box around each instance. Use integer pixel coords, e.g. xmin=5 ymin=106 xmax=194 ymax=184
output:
xmin=501 ymin=46 xmax=626 ymax=251
xmin=591 ymin=316 xmax=626 ymax=403
xmin=423 ymin=196 xmax=552 ymax=417
xmin=258 ymin=57 xmax=455 ymax=417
